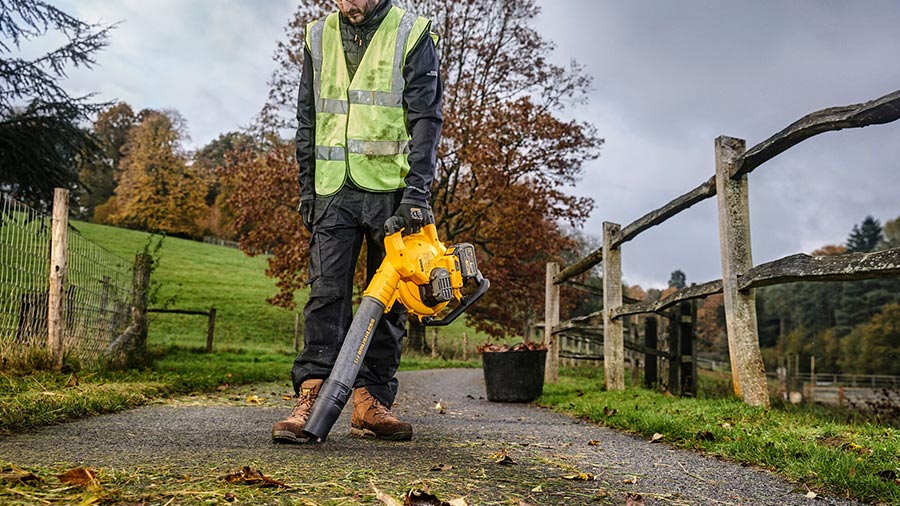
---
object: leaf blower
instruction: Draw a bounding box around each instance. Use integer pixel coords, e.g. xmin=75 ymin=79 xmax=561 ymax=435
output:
xmin=302 ymin=211 xmax=490 ymax=441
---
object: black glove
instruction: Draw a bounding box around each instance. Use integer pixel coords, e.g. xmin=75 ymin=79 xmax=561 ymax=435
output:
xmin=299 ymin=198 xmax=314 ymax=232
xmin=392 ymin=201 xmax=429 ymax=235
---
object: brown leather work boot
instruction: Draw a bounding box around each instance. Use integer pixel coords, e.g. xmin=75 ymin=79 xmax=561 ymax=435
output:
xmin=271 ymin=379 xmax=323 ymax=443
xmin=350 ymin=387 xmax=413 ymax=441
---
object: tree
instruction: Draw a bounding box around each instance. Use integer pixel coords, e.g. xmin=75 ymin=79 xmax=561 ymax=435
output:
xmin=0 ymin=0 xmax=114 ymax=208
xmin=241 ymin=0 xmax=602 ymax=337
xmin=846 ymin=215 xmax=883 ymax=253
xmin=76 ymin=102 xmax=136 ymax=218
xmin=883 ymin=215 xmax=900 ymax=249
xmin=109 ymin=110 xmax=207 ymax=238
xmin=194 ymin=131 xmax=260 ymax=238
xmin=668 ymin=270 xmax=686 ymax=289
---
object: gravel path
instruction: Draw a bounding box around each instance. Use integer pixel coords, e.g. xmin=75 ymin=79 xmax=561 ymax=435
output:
xmin=0 ymin=369 xmax=863 ymax=505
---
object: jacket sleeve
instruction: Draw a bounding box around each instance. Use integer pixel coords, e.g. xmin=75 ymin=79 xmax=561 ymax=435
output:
xmin=296 ymin=45 xmax=317 ymax=203
xmin=401 ymin=29 xmax=443 ymax=206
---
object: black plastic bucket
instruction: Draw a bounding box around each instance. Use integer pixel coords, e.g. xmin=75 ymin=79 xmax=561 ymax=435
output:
xmin=482 ymin=349 xmax=547 ymax=402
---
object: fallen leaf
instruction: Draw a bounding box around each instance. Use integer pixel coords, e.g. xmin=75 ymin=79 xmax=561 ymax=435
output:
xmin=489 ymin=449 xmax=516 ymax=465
xmin=221 ymin=467 xmax=289 ymax=488
xmin=721 ymin=422 xmax=732 ymax=429
xmin=625 ymin=493 xmax=645 ymax=505
xmin=805 ymin=491 xmax=817 ymax=499
xmin=594 ymin=487 xmax=610 ymax=498
xmin=876 ymin=469 xmax=898 ymax=482
xmin=587 ymin=440 xmax=602 ymax=446
xmin=434 ymin=399 xmax=445 ymax=414
xmin=0 ymin=466 xmax=42 ymax=484
xmin=281 ymin=395 xmax=293 ymax=401
xmin=65 ymin=372 xmax=79 ymax=388
xmin=216 ymin=384 xmax=229 ymax=391
xmin=429 ymin=464 xmax=454 ymax=472
xmin=373 ymin=484 xmax=403 ymax=506
xmin=246 ymin=395 xmax=264 ymax=404
xmin=650 ymin=433 xmax=664 ymax=443
xmin=562 ymin=472 xmax=595 ymax=481
xmin=530 ymin=484 xmax=542 ymax=492
xmin=58 ymin=467 xmax=98 ymax=487
xmin=603 ymin=406 xmax=617 ymax=417
xmin=622 ymin=475 xmax=639 ymax=484
xmin=403 ymin=489 xmax=468 ymax=505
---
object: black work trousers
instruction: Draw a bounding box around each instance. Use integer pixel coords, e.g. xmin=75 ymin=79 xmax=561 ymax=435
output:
xmin=291 ymin=186 xmax=407 ymax=408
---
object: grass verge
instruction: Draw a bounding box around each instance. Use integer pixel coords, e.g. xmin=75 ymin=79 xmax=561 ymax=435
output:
xmin=537 ymin=365 xmax=900 ymax=504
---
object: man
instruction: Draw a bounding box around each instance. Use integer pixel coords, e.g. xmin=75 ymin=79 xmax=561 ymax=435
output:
xmin=271 ymin=0 xmax=442 ymax=443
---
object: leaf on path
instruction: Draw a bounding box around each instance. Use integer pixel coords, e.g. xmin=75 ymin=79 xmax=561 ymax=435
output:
xmin=625 ymin=493 xmax=645 ymax=505
xmin=0 ymin=466 xmax=42 ymax=484
xmin=562 ymin=472 xmax=595 ymax=481
xmin=587 ymin=440 xmax=601 ymax=446
xmin=805 ymin=491 xmax=817 ymax=499
xmin=372 ymin=484 xmax=404 ymax=506
xmin=221 ymin=466 xmax=289 ymax=488
xmin=434 ymin=399 xmax=445 ymax=414
xmin=404 ymin=489 xmax=468 ymax=506
xmin=58 ymin=467 xmax=98 ymax=487
xmin=649 ymin=433 xmax=664 ymax=443
xmin=594 ymin=488 xmax=610 ymax=498
xmin=429 ymin=463 xmax=454 ymax=472
xmin=622 ymin=475 xmax=639 ymax=484
xmin=489 ymin=449 xmax=516 ymax=465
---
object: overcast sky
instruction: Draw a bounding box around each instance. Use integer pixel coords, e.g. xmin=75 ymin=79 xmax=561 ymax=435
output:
xmin=49 ymin=0 xmax=900 ymax=289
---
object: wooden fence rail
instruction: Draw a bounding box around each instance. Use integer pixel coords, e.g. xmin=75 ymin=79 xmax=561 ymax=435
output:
xmin=546 ymin=88 xmax=900 ymax=407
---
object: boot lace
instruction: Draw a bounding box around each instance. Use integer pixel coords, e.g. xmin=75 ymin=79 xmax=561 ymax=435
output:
xmin=290 ymin=388 xmax=317 ymax=419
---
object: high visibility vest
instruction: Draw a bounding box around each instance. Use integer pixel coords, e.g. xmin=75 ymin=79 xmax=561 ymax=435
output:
xmin=306 ymin=7 xmax=434 ymax=196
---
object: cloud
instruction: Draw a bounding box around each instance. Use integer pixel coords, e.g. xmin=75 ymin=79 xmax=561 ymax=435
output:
xmin=51 ymin=0 xmax=296 ymax=146
xmin=539 ymin=0 xmax=900 ymax=287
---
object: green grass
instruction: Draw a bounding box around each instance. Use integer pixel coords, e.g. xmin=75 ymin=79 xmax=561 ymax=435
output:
xmin=538 ymin=365 xmax=900 ymax=504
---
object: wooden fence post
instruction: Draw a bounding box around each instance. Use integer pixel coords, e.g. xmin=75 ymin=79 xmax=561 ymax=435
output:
xmin=544 ymin=262 xmax=560 ymax=383
xmin=714 ymin=135 xmax=769 ymax=407
xmin=431 ymin=329 xmax=438 ymax=359
xmin=132 ymin=253 xmax=152 ymax=354
xmin=206 ymin=308 xmax=217 ymax=352
xmin=602 ymin=222 xmax=624 ymax=390
xmin=643 ymin=316 xmax=658 ymax=388
xmin=678 ymin=301 xmax=698 ymax=397
xmin=48 ymin=188 xmax=69 ymax=371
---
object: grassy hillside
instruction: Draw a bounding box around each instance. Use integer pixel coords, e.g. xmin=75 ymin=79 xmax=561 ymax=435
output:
xmin=73 ymin=221 xmax=299 ymax=354
xmin=71 ymin=221 xmax=490 ymax=358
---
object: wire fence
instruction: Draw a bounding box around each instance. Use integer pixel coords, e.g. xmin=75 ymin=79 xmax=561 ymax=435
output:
xmin=0 ymin=192 xmax=133 ymax=369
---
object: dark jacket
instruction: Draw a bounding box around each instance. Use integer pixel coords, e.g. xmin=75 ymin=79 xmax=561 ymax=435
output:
xmin=295 ymin=0 xmax=443 ymax=207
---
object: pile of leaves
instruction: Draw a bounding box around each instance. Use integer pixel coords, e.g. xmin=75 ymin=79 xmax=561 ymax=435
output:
xmin=477 ymin=341 xmax=548 ymax=353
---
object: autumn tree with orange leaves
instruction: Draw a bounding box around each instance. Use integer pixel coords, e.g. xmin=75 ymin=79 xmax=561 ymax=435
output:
xmin=233 ymin=0 xmax=602 ymax=337
xmin=108 ymin=110 xmax=208 ymax=238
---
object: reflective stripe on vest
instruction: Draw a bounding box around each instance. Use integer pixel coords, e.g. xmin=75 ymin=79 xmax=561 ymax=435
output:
xmin=306 ymin=7 xmax=432 ymax=196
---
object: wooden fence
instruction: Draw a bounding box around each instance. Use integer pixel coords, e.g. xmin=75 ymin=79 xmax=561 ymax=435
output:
xmin=545 ymin=89 xmax=900 ymax=407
